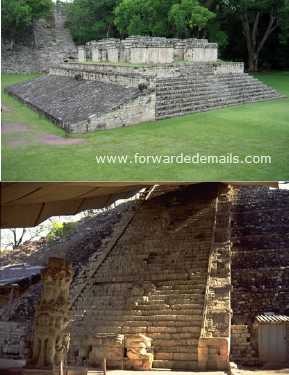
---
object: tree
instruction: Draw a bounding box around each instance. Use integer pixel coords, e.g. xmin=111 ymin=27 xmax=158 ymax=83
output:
xmin=221 ymin=0 xmax=289 ymax=71
xmin=1 ymin=0 xmax=52 ymax=45
xmin=66 ymin=0 xmax=119 ymax=45
xmin=114 ymin=0 xmax=215 ymax=38
xmin=169 ymin=0 xmax=216 ymax=38
xmin=114 ymin=0 xmax=175 ymax=37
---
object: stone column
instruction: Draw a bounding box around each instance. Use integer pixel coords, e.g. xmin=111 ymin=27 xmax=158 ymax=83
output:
xmin=28 ymin=258 xmax=73 ymax=371
xmin=78 ymin=46 xmax=86 ymax=62
xmin=198 ymin=187 xmax=232 ymax=371
xmin=91 ymin=43 xmax=101 ymax=62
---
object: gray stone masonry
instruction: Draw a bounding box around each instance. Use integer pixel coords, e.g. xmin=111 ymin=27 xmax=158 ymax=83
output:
xmin=6 ymin=59 xmax=284 ymax=132
xmin=5 ymin=76 xmax=146 ymax=133
xmin=2 ymin=4 xmax=77 ymax=73
xmin=79 ymin=37 xmax=218 ymax=64
xmin=69 ymin=184 xmax=224 ymax=370
xmin=230 ymin=186 xmax=289 ymax=367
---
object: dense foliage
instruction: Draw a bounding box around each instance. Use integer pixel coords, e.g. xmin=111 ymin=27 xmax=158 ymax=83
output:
xmin=220 ymin=0 xmax=289 ymax=71
xmin=66 ymin=0 xmax=119 ymax=44
xmin=1 ymin=0 xmax=53 ymax=42
xmin=2 ymin=0 xmax=289 ymax=70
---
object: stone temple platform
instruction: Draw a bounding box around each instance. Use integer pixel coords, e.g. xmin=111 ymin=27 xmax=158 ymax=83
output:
xmin=5 ymin=37 xmax=285 ymax=133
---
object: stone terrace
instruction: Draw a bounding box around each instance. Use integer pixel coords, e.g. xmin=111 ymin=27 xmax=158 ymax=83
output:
xmin=6 ymin=60 xmax=283 ymax=133
xmin=5 ymin=37 xmax=285 ymax=133
xmin=6 ymin=76 xmax=143 ymax=132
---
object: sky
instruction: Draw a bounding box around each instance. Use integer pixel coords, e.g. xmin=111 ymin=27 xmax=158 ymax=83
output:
xmin=0 ymin=193 xmax=142 ymax=250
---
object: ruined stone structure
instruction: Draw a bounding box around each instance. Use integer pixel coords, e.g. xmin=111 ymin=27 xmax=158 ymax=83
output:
xmin=230 ymin=186 xmax=289 ymax=367
xmin=69 ymin=184 xmax=232 ymax=370
xmin=78 ymin=37 xmax=218 ymax=65
xmin=1 ymin=185 xmax=288 ymax=372
xmin=28 ymin=258 xmax=73 ymax=370
xmin=6 ymin=37 xmax=284 ymax=133
xmin=66 ymin=184 xmax=288 ymax=371
xmin=126 ymin=334 xmax=153 ymax=370
xmin=1 ymin=4 xmax=77 ymax=73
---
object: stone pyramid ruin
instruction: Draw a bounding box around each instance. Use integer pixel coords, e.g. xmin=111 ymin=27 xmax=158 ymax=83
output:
xmin=6 ymin=37 xmax=284 ymax=133
xmin=0 ymin=184 xmax=289 ymax=371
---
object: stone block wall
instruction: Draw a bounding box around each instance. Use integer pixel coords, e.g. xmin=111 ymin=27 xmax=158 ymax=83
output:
xmin=198 ymin=188 xmax=232 ymax=371
xmin=2 ymin=5 xmax=77 ymax=73
xmin=230 ymin=186 xmax=289 ymax=366
xmin=0 ymin=321 xmax=27 ymax=359
xmin=231 ymin=325 xmax=258 ymax=366
xmin=69 ymin=184 xmax=224 ymax=370
xmin=214 ymin=63 xmax=244 ymax=74
xmin=50 ymin=65 xmax=155 ymax=89
xmin=79 ymin=37 xmax=218 ymax=65
xmin=81 ymin=93 xmax=156 ymax=133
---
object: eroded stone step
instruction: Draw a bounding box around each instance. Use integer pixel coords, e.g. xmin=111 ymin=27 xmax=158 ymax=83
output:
xmin=156 ymin=94 xmax=282 ymax=117
xmin=156 ymin=83 xmax=276 ymax=94
xmin=157 ymin=87 xmax=278 ymax=100
xmin=156 ymin=92 xmax=280 ymax=109
xmin=154 ymin=352 xmax=198 ymax=361
xmin=153 ymin=359 xmax=198 ymax=370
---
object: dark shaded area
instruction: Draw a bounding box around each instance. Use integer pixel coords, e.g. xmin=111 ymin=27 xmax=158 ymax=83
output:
xmin=231 ymin=187 xmax=289 ymax=323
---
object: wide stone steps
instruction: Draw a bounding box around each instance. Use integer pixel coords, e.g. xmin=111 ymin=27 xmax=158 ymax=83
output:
xmin=156 ymin=77 xmax=255 ymax=89
xmin=156 ymin=93 xmax=280 ymax=118
xmin=155 ymin=72 xmax=282 ymax=119
xmin=156 ymin=93 xmax=280 ymax=112
xmin=85 ymin=313 xmax=203 ymax=321
xmin=153 ymin=359 xmax=198 ymax=369
xmin=157 ymin=88 xmax=277 ymax=106
xmin=156 ymin=82 xmax=278 ymax=96
xmin=156 ymin=82 xmax=277 ymax=95
xmin=154 ymin=351 xmax=197 ymax=361
xmin=156 ymin=74 xmax=257 ymax=86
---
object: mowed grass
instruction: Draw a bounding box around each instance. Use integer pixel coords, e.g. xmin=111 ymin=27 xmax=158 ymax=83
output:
xmin=1 ymin=71 xmax=289 ymax=181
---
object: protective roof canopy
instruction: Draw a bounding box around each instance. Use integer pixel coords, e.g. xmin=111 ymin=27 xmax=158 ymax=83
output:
xmin=1 ymin=182 xmax=277 ymax=228
xmin=256 ymin=314 xmax=289 ymax=324
xmin=1 ymin=183 xmax=148 ymax=228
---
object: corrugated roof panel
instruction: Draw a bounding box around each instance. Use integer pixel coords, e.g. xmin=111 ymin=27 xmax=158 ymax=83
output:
xmin=256 ymin=314 xmax=289 ymax=324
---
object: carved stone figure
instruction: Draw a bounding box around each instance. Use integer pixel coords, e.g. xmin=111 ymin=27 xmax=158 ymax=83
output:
xmin=29 ymin=258 xmax=73 ymax=369
xmin=126 ymin=334 xmax=153 ymax=370
xmin=87 ymin=334 xmax=124 ymax=367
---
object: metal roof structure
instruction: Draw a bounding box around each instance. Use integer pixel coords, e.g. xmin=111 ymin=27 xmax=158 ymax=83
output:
xmin=0 ymin=264 xmax=44 ymax=286
xmin=256 ymin=314 xmax=289 ymax=324
xmin=1 ymin=182 xmax=277 ymax=228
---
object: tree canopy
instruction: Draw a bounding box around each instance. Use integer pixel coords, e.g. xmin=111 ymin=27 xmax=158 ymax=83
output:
xmin=2 ymin=0 xmax=289 ymax=70
xmin=66 ymin=0 xmax=119 ymax=45
xmin=2 ymin=0 xmax=53 ymax=42
xmin=169 ymin=0 xmax=215 ymax=38
xmin=114 ymin=0 xmax=215 ymax=38
xmin=220 ymin=0 xmax=289 ymax=71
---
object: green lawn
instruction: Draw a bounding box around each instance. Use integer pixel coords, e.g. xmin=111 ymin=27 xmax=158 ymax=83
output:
xmin=2 ymin=71 xmax=289 ymax=181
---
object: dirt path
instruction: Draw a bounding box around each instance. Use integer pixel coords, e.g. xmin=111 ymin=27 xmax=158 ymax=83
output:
xmin=2 ymin=122 xmax=86 ymax=147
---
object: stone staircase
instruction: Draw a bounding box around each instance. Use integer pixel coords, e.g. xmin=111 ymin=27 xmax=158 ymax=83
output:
xmin=70 ymin=186 xmax=219 ymax=370
xmin=34 ymin=5 xmax=77 ymax=70
xmin=156 ymin=72 xmax=283 ymax=119
xmin=231 ymin=186 xmax=289 ymax=323
xmin=2 ymin=4 xmax=77 ymax=73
